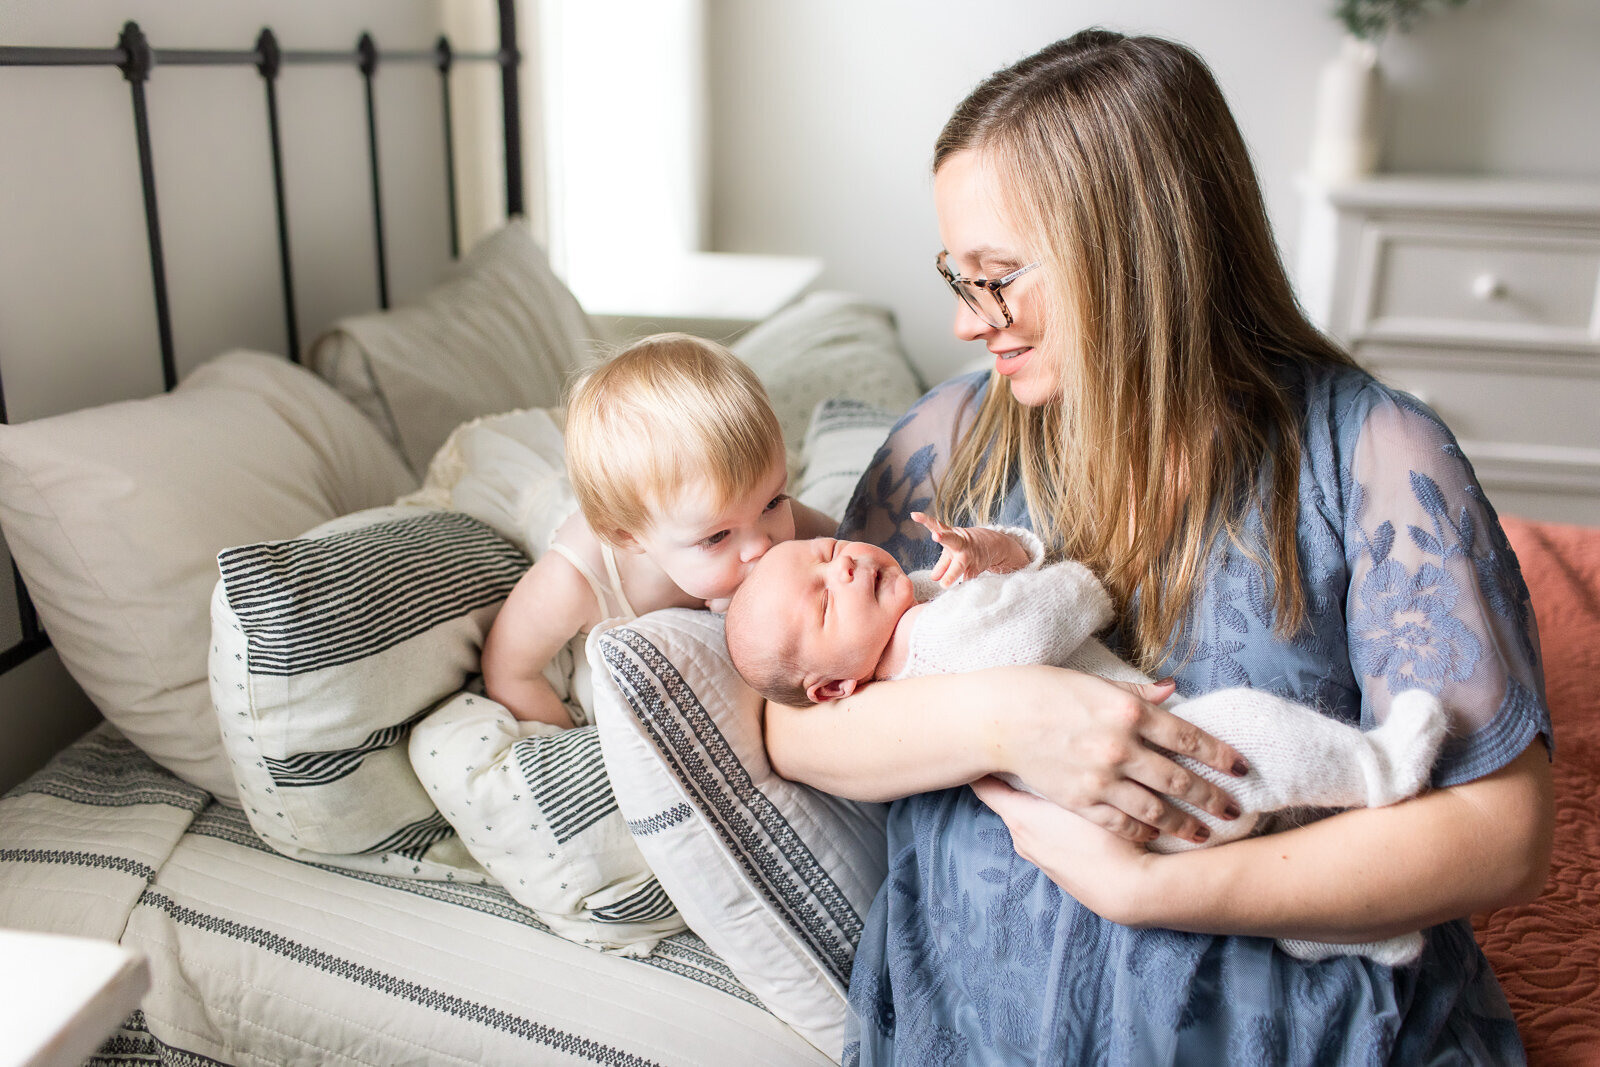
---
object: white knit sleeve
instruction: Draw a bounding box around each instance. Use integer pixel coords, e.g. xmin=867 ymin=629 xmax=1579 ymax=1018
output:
xmin=899 ymin=562 xmax=1113 ymax=678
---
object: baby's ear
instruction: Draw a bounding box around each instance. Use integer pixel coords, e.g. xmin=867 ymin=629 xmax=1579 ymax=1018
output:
xmin=807 ymin=677 xmax=857 ymax=704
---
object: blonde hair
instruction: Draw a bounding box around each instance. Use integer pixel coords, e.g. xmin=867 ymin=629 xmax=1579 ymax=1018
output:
xmin=564 ymin=333 xmax=784 ymax=545
xmin=932 ymin=30 xmax=1357 ymax=672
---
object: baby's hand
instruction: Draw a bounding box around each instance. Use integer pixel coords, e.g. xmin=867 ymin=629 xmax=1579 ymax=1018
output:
xmin=912 ymin=512 xmax=1032 ymax=587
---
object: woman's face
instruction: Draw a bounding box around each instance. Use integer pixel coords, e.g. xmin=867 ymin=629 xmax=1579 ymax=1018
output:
xmin=934 ymin=150 xmax=1058 ymax=407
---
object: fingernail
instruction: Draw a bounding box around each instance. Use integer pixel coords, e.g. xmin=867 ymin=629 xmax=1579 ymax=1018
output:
xmin=1223 ymin=803 xmax=1241 ymax=820
xmin=1191 ymin=826 xmax=1210 ymax=843
xmin=1232 ymin=759 xmax=1249 ymax=777
xmin=1157 ymin=676 xmax=1175 ymax=686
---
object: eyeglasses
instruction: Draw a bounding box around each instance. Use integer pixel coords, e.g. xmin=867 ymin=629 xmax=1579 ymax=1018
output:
xmin=936 ymin=250 xmax=1040 ymax=330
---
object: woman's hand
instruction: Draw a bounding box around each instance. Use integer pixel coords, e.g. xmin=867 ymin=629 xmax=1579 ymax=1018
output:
xmin=995 ymin=666 xmax=1246 ymax=844
xmin=971 ymin=776 xmax=1157 ymax=925
xmin=766 ymin=665 xmax=1245 ymax=841
xmin=974 ymin=743 xmax=1553 ymax=942
xmin=912 ymin=511 xmax=1031 ymax=586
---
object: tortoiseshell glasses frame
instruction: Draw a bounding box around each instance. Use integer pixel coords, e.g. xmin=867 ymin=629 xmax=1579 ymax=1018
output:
xmin=936 ymin=250 xmax=1040 ymax=329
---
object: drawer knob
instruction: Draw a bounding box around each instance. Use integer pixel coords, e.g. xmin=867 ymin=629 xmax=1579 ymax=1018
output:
xmin=1471 ymin=273 xmax=1506 ymax=300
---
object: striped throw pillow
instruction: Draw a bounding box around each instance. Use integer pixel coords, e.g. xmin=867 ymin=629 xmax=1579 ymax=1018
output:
xmin=589 ymin=609 xmax=889 ymax=1058
xmin=209 ymin=505 xmax=525 ymax=878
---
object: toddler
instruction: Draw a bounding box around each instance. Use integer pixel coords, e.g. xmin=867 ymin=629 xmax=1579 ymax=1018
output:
xmin=725 ymin=519 xmax=1450 ymax=965
xmin=482 ymin=332 xmax=835 ymax=726
xmin=412 ymin=332 xmax=834 ymax=953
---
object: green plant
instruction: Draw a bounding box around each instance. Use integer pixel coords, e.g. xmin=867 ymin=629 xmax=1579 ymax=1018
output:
xmin=1333 ymin=0 xmax=1471 ymax=41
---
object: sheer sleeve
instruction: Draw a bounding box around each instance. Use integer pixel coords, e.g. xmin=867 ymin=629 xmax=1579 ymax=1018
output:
xmin=838 ymin=372 xmax=987 ymax=573
xmin=1343 ymin=390 xmax=1551 ymax=786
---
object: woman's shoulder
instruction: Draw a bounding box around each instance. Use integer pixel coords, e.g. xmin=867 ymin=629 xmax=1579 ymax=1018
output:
xmin=870 ymin=369 xmax=990 ymax=464
xmin=1298 ymin=362 xmax=1464 ymax=475
xmin=899 ymin=369 xmax=989 ymax=427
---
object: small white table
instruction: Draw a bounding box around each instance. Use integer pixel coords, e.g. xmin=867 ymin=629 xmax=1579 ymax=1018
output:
xmin=0 ymin=928 xmax=149 ymax=1067
xmin=566 ymin=251 xmax=825 ymax=345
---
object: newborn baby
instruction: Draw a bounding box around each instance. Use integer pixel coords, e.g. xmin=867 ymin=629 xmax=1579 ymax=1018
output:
xmin=725 ymin=525 xmax=1449 ymax=966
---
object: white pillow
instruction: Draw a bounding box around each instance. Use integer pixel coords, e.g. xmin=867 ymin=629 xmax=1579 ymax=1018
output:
xmin=410 ymin=694 xmax=686 ymax=953
xmin=796 ymin=398 xmax=899 ymax=522
xmin=208 ymin=505 xmax=522 ymax=876
xmin=589 ymin=609 xmax=888 ymax=1061
xmin=0 ymin=351 xmax=416 ymax=801
xmin=306 ymin=220 xmax=597 ymax=477
xmin=733 ymin=291 xmax=924 ymax=479
xmin=398 ymin=405 xmax=575 ymax=558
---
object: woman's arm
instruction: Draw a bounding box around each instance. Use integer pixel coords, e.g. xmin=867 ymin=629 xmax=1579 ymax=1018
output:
xmin=765 ymin=663 xmax=1249 ymax=842
xmin=973 ymin=738 xmax=1553 ymax=941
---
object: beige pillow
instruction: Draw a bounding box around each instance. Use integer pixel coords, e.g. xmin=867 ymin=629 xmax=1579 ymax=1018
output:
xmin=590 ymin=610 xmax=889 ymax=1058
xmin=732 ymin=291 xmax=924 ymax=480
xmin=306 ymin=221 xmax=597 ymax=477
xmin=0 ymin=351 xmax=416 ymax=801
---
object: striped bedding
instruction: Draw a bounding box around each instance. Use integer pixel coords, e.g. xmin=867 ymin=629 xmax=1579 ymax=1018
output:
xmin=0 ymin=727 xmax=831 ymax=1066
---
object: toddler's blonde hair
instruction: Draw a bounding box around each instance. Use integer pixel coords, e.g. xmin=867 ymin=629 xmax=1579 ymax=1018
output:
xmin=565 ymin=333 xmax=784 ymax=545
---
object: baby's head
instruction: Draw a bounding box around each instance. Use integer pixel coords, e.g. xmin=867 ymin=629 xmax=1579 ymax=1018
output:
xmin=726 ymin=537 xmax=916 ymax=706
xmin=564 ymin=333 xmax=791 ymax=604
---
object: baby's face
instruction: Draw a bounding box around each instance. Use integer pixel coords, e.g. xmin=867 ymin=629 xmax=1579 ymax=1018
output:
xmin=752 ymin=537 xmax=915 ymax=689
xmin=631 ymin=453 xmax=795 ymax=602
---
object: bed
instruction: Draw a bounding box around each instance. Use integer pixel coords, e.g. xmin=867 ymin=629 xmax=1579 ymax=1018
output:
xmin=0 ymin=5 xmax=924 ymax=1063
xmin=1 ymin=7 xmax=1596 ymax=1067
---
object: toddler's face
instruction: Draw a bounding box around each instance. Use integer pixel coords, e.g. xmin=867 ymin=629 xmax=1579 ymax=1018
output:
xmin=633 ymin=454 xmax=795 ymax=602
xmin=753 ymin=537 xmax=914 ymax=691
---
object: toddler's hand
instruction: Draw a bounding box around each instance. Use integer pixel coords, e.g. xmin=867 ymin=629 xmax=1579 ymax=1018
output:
xmin=912 ymin=512 xmax=1031 ymax=587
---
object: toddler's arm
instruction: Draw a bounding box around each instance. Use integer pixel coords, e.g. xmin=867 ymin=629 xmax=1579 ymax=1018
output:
xmin=480 ymin=547 xmax=602 ymax=727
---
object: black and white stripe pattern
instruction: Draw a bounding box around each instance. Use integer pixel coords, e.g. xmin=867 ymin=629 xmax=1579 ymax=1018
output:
xmin=512 ymin=725 xmax=617 ymax=845
xmin=626 ymin=803 xmax=694 ymax=837
xmin=7 ymin=729 xmax=210 ymax=812
xmin=135 ymin=889 xmax=667 ymax=1067
xmin=218 ymin=511 xmax=526 ymax=676
xmin=591 ymin=880 xmax=676 ymax=925
xmin=263 ymin=719 xmax=414 ymax=788
xmin=358 ymin=810 xmax=456 ymax=856
xmin=600 ymin=626 xmax=865 ymax=988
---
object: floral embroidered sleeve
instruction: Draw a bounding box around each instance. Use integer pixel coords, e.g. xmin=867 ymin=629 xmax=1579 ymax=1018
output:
xmin=837 ymin=372 xmax=988 ymax=573
xmin=1343 ymin=391 xmax=1551 ymax=786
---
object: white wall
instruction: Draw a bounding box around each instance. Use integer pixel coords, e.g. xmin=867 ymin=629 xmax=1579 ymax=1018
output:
xmin=707 ymin=0 xmax=1600 ymax=385
xmin=0 ymin=0 xmax=501 ymax=789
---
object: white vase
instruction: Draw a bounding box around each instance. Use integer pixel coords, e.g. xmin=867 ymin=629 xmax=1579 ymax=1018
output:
xmin=1308 ymin=36 xmax=1382 ymax=184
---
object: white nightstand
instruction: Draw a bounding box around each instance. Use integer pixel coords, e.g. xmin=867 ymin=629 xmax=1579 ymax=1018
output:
xmin=0 ymin=928 xmax=149 ymax=1067
xmin=1297 ymin=175 xmax=1600 ymax=526
xmin=566 ymin=251 xmax=825 ymax=346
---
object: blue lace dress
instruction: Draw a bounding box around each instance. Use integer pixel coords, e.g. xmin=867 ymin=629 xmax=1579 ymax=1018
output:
xmin=840 ymin=365 xmax=1550 ymax=1066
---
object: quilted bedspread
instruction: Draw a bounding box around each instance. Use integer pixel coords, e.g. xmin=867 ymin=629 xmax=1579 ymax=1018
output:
xmin=1473 ymin=516 xmax=1600 ymax=1065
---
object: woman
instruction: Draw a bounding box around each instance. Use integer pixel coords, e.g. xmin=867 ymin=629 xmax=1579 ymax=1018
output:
xmin=764 ymin=29 xmax=1552 ymax=1065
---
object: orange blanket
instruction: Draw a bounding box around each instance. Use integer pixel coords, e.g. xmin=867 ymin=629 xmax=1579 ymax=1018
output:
xmin=1473 ymin=516 xmax=1600 ymax=1066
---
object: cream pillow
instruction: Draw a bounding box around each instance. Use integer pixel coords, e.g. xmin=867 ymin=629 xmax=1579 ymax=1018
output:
xmin=590 ymin=610 xmax=889 ymax=1061
xmin=210 ymin=505 xmax=520 ymax=877
xmin=0 ymin=352 xmax=416 ymax=801
xmin=307 ymin=221 xmax=597 ymax=477
xmin=733 ymin=291 xmax=924 ymax=480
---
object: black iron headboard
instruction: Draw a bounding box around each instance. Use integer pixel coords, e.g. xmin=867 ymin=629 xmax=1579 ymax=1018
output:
xmin=0 ymin=0 xmax=525 ymax=675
